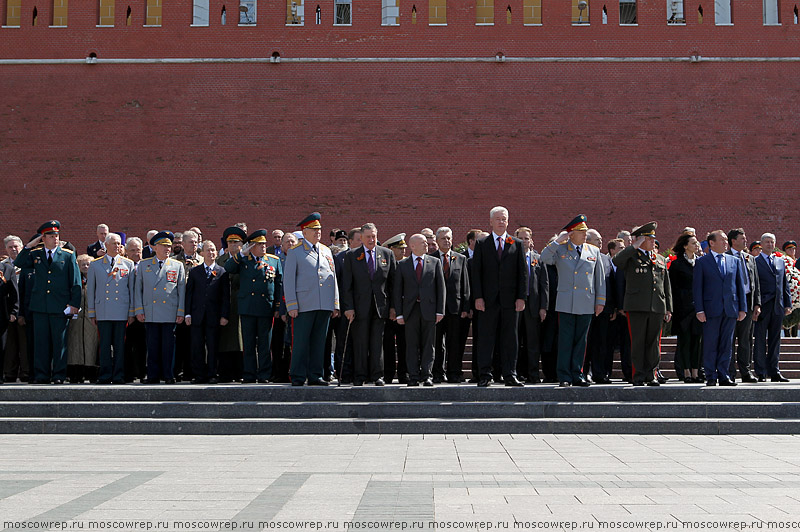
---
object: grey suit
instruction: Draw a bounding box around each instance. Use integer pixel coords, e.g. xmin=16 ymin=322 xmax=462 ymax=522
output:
xmin=394 ymin=254 xmax=445 ymax=382
xmin=87 ymin=254 xmax=135 ymax=383
xmin=134 ymin=256 xmax=186 ymax=382
xmin=727 ymin=248 xmax=761 ymax=378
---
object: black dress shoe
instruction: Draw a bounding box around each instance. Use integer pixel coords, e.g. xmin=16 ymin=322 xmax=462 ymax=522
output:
xmin=291 ymin=381 xmax=304 ymax=386
xmin=771 ymin=374 xmax=790 ymax=382
xmin=190 ymin=378 xmax=206 ymax=385
xmin=52 ymin=379 xmax=64 ymax=385
xmin=141 ymin=378 xmax=158 ymax=385
xmin=719 ymin=378 xmax=737 ymax=386
xmin=97 ymin=380 xmax=111 ymax=385
xmin=558 ymin=381 xmax=571 ymax=387
xmin=504 ymin=377 xmax=524 ymax=387
xmin=693 ymin=376 xmax=705 ymax=383
xmin=706 ymin=380 xmax=717 ymax=386
xmin=477 ymin=379 xmax=491 ymax=387
xmin=468 ymin=378 xmax=479 ymax=383
xmin=165 ymin=378 xmax=176 ymax=384
xmin=684 ymin=377 xmax=693 ymax=384
xmin=572 ymin=380 xmax=590 ymax=387
xmin=527 ymin=376 xmax=541 ymax=384
xmin=208 ymin=377 xmax=219 ymax=384
xmin=757 ymin=376 xmax=767 ymax=382
xmin=308 ymin=378 xmax=329 ymax=386
xmin=595 ymin=378 xmax=612 ymax=385
xmin=741 ymin=373 xmax=758 ymax=383
xmin=432 ymin=376 xmax=443 ymax=384
xmin=374 ymin=378 xmax=385 ymax=386
xmin=646 ymin=380 xmax=660 ymax=387
xmin=353 ymin=381 xmax=364 ymax=386
xmin=423 ymin=378 xmax=434 ymax=387
xmin=407 ymin=381 xmax=419 ymax=387
xmin=257 ymin=379 xmax=270 ymax=384
xmin=242 ymin=379 xmax=256 ymax=384
xmin=632 ymin=381 xmax=644 ymax=386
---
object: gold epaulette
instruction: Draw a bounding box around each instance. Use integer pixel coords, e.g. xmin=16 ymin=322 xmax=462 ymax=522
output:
xmin=61 ymin=248 xmax=74 ymax=254
xmin=91 ymin=256 xmax=104 ymax=262
xmin=266 ymin=253 xmax=280 ymax=260
xmin=290 ymin=242 xmax=303 ymax=250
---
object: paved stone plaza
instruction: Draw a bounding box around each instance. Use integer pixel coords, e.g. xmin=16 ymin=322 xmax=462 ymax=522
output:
xmin=1 ymin=434 xmax=800 ymax=531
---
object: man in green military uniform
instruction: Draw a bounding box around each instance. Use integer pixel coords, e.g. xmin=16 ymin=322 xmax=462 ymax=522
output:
xmin=217 ymin=226 xmax=247 ymax=382
xmin=14 ymin=220 xmax=82 ymax=384
xmin=225 ymin=229 xmax=282 ymax=383
xmin=284 ymin=213 xmax=339 ymax=386
xmin=612 ymin=221 xmax=673 ymax=386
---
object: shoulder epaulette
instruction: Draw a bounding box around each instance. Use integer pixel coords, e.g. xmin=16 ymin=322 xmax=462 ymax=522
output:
xmin=61 ymin=248 xmax=74 ymax=254
xmin=587 ymin=243 xmax=599 ymax=249
xmin=266 ymin=253 xmax=280 ymax=260
xmin=319 ymin=243 xmax=329 ymax=249
xmin=290 ymin=242 xmax=303 ymax=250
xmin=91 ymin=256 xmax=104 ymax=262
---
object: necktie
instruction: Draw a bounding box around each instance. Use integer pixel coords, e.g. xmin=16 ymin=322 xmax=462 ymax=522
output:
xmin=206 ymin=266 xmax=212 ymax=278
xmin=443 ymin=253 xmax=450 ymax=278
xmin=716 ymin=254 xmax=724 ymax=275
xmin=158 ymin=260 xmax=163 ymax=271
xmin=47 ymin=250 xmax=52 ymax=265
xmin=576 ymin=245 xmax=582 ymax=257
xmin=110 ymin=257 xmax=115 ymax=270
xmin=497 ymin=237 xmax=503 ymax=259
xmin=367 ymin=250 xmax=375 ymax=279
xmin=415 ymin=257 xmax=423 ymax=282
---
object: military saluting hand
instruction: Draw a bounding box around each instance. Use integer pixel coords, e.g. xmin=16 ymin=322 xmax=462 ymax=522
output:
xmin=633 ymin=235 xmax=646 ymax=249
xmin=554 ymin=231 xmax=569 ymax=245
xmin=26 ymin=235 xmax=42 ymax=249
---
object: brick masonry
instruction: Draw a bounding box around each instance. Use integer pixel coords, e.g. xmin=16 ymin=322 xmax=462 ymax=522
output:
xmin=1 ymin=0 xmax=799 ymax=248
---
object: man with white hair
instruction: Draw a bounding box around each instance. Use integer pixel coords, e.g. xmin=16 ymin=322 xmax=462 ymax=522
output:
xmin=472 ymin=206 xmax=528 ymax=387
xmin=142 ymin=230 xmax=158 ymax=259
xmin=754 ymin=232 xmax=792 ymax=381
xmin=87 ymin=224 xmax=109 ymax=258
xmin=2 ymin=235 xmax=26 ymax=383
xmin=87 ymin=232 xmax=135 ymax=384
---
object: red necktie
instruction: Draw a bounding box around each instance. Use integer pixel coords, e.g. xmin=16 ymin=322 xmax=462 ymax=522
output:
xmin=415 ymin=257 xmax=423 ymax=282
xmin=497 ymin=237 xmax=503 ymax=260
xmin=443 ymin=253 xmax=450 ymax=278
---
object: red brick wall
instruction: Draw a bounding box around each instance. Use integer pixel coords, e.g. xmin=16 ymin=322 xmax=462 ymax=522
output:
xmin=1 ymin=0 xmax=799 ymax=250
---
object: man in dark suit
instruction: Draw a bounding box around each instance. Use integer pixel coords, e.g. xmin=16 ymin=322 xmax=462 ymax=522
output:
xmin=472 ymin=206 xmax=528 ymax=387
xmin=754 ymin=232 xmax=792 ymax=381
xmin=383 ymin=233 xmax=409 ymax=384
xmin=727 ymin=228 xmax=761 ymax=382
xmin=694 ymin=230 xmax=747 ymax=386
xmin=342 ymin=223 xmax=396 ymax=386
xmin=142 ymin=230 xmax=157 ymax=259
xmin=334 ymin=228 xmax=361 ymax=383
xmin=266 ymin=229 xmax=285 ymax=260
xmin=86 ymin=224 xmax=109 ymax=259
xmin=395 ymin=234 xmax=445 ymax=386
xmin=0 ymin=258 xmax=19 ymax=384
xmin=514 ymin=227 xmax=548 ymax=384
xmin=585 ymin=229 xmax=614 ymax=384
xmin=460 ymin=229 xmax=485 ymax=382
xmin=14 ymin=221 xmax=82 ymax=384
xmin=431 ymin=227 xmax=471 ymax=383
xmin=185 ymin=240 xmax=231 ymax=384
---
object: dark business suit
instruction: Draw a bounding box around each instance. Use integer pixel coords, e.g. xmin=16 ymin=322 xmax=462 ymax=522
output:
xmin=459 ymin=249 xmax=480 ymax=380
xmin=333 ymin=249 xmax=355 ymax=382
xmin=142 ymin=246 xmax=155 ymax=259
xmin=0 ymin=262 xmax=20 ymax=383
xmin=693 ymin=251 xmax=747 ymax=382
xmin=754 ymin=253 xmax=792 ymax=378
xmin=472 ymin=234 xmax=528 ymax=381
xmin=539 ymin=263 xmax=559 ymax=382
xmin=726 ymin=249 xmax=761 ymax=378
xmin=669 ymin=255 xmax=703 ymax=374
xmin=431 ymin=249 xmax=470 ymax=382
xmin=185 ymin=263 xmax=230 ymax=381
xmin=87 ymin=241 xmax=105 ymax=259
xmin=585 ymin=253 xmax=614 ymax=382
xmin=394 ymin=255 xmax=446 ymax=382
xmin=342 ymin=245 xmax=396 ymax=383
xmin=517 ymin=250 xmax=549 ymax=382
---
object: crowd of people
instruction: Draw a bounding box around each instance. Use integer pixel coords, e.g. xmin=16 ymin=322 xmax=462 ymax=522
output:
xmin=0 ymin=207 xmax=797 ymax=387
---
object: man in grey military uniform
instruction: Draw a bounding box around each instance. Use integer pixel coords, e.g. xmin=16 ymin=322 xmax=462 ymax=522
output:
xmin=134 ymin=231 xmax=186 ymax=384
xmin=283 ymin=212 xmax=340 ymax=386
xmin=540 ymin=215 xmax=606 ymax=387
xmin=87 ymin=232 xmax=135 ymax=384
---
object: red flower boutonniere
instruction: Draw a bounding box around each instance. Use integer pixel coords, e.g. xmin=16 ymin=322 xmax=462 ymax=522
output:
xmin=505 ymin=237 xmax=515 ymax=245
xmin=451 ymin=254 xmax=457 ymax=262
xmin=211 ymin=270 xmax=218 ymax=277
xmin=531 ymin=258 xmax=538 ymax=267
xmin=357 ymin=253 xmax=365 ymax=261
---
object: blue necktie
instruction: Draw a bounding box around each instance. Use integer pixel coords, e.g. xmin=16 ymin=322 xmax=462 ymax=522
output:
xmin=716 ymin=254 xmax=724 ymax=275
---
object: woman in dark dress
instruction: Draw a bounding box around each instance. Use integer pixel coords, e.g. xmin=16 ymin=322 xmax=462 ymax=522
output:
xmin=668 ymin=233 xmax=703 ymax=382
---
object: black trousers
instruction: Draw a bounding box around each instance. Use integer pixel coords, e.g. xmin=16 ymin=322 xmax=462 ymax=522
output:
xmin=517 ymin=309 xmax=542 ymax=381
xmin=32 ymin=312 xmax=69 ymax=383
xmin=97 ymin=320 xmax=126 ymax=383
xmin=434 ymin=314 xmax=464 ymax=381
xmin=539 ymin=310 xmax=559 ymax=382
xmin=352 ymin=305 xmax=385 ymax=383
xmin=124 ymin=319 xmax=147 ymax=382
xmin=585 ymin=313 xmax=611 ymax=380
xmin=627 ymin=311 xmax=664 ymax=384
xmin=477 ymin=304 xmax=519 ymax=380
xmin=0 ymin=322 xmax=7 ymax=383
xmin=335 ymin=314 xmax=355 ymax=381
xmin=608 ymin=314 xmax=632 ymax=381
xmin=730 ymin=308 xmax=755 ymax=377
xmin=270 ymin=317 xmax=291 ymax=383
xmin=383 ymin=318 xmax=407 ymax=383
xmin=174 ymin=322 xmax=192 ymax=381
xmin=145 ymin=322 xmax=176 ymax=381
xmin=754 ymin=299 xmax=783 ymax=378
xmin=190 ymin=316 xmax=219 ymax=381
xmin=404 ymin=305 xmax=436 ymax=382
xmin=3 ymin=321 xmax=28 ymax=382
xmin=240 ymin=315 xmax=273 ymax=381
xmin=323 ymin=316 xmax=340 ymax=380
